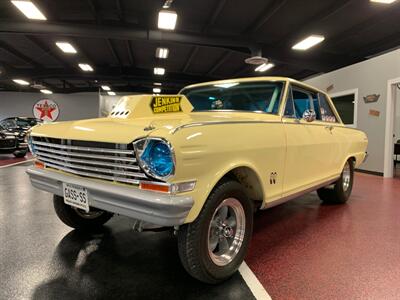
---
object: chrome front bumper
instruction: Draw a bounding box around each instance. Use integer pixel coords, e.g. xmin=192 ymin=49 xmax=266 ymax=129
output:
xmin=26 ymin=167 xmax=194 ymax=226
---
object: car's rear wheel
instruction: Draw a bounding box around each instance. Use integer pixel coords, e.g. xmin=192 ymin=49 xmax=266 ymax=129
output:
xmin=53 ymin=195 xmax=113 ymax=230
xmin=177 ymin=180 xmax=253 ymax=284
xmin=317 ymin=159 xmax=354 ymax=204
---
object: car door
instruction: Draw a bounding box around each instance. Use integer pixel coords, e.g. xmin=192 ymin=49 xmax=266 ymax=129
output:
xmin=282 ymin=84 xmax=339 ymax=197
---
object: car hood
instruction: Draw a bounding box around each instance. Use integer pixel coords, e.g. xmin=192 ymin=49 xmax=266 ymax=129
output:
xmin=31 ymin=94 xmax=280 ymax=144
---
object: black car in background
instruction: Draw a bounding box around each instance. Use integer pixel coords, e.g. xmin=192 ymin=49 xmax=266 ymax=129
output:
xmin=0 ymin=117 xmax=42 ymax=157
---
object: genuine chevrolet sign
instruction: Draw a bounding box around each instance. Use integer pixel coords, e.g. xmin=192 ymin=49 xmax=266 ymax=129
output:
xmin=151 ymin=96 xmax=182 ymax=113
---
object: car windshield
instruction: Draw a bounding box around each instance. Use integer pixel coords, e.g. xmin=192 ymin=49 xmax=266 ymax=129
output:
xmin=16 ymin=118 xmax=37 ymax=127
xmin=180 ymin=81 xmax=284 ymax=114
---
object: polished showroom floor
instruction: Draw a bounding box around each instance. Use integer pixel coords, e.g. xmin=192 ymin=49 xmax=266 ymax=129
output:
xmin=1 ymin=158 xmax=399 ymax=300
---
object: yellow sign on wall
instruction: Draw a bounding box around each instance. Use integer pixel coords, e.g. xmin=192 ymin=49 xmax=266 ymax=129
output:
xmin=151 ymin=96 xmax=182 ymax=114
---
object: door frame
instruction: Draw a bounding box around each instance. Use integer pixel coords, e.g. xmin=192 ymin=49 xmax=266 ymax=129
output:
xmin=329 ymin=88 xmax=358 ymax=128
xmin=383 ymin=77 xmax=400 ymax=178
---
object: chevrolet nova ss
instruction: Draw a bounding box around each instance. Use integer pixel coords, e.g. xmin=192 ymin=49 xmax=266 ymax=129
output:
xmin=26 ymin=77 xmax=368 ymax=283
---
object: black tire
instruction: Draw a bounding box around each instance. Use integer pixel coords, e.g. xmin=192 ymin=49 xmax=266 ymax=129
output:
xmin=317 ymin=159 xmax=354 ymax=204
xmin=177 ymin=179 xmax=253 ymax=284
xmin=53 ymin=195 xmax=113 ymax=230
xmin=13 ymin=150 xmax=27 ymax=158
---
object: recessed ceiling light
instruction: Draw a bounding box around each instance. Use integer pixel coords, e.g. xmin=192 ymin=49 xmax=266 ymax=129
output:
xmin=55 ymin=42 xmax=77 ymax=54
xmin=78 ymin=63 xmax=94 ymax=72
xmin=158 ymin=10 xmax=177 ymax=30
xmin=214 ymin=83 xmax=239 ymax=89
xmin=11 ymin=1 xmax=47 ymax=20
xmin=292 ymin=35 xmax=325 ymax=51
xmin=153 ymin=88 xmax=161 ymax=93
xmin=107 ymin=91 xmax=116 ymax=96
xmin=101 ymin=85 xmax=111 ymax=91
xmin=156 ymin=47 xmax=169 ymax=59
xmin=40 ymin=89 xmax=52 ymax=94
xmin=255 ymin=63 xmax=275 ymax=72
xmin=12 ymin=79 xmax=29 ymax=85
xmin=370 ymin=0 xmax=397 ymax=3
xmin=154 ymin=67 xmax=165 ymax=75
xmin=154 ymin=82 xmax=162 ymax=86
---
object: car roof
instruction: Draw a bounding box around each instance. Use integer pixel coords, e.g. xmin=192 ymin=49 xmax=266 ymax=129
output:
xmin=181 ymin=76 xmax=326 ymax=95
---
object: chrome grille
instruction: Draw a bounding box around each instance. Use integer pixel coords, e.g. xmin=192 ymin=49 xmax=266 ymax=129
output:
xmin=32 ymin=137 xmax=150 ymax=185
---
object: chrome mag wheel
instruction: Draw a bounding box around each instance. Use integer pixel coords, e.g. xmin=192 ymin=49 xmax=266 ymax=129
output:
xmin=342 ymin=161 xmax=351 ymax=192
xmin=207 ymin=198 xmax=246 ymax=266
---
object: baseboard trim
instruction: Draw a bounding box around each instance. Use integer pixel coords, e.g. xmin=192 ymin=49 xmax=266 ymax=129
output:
xmin=355 ymin=169 xmax=383 ymax=177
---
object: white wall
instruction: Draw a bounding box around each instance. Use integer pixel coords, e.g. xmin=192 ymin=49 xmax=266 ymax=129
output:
xmin=0 ymin=92 xmax=99 ymax=122
xmin=305 ymin=49 xmax=400 ymax=174
xmin=395 ymin=87 xmax=400 ymax=142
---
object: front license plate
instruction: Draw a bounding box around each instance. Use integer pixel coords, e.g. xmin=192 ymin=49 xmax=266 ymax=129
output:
xmin=63 ymin=183 xmax=89 ymax=212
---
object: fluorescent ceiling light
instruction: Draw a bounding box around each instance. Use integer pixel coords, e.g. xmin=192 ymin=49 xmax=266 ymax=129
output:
xmin=101 ymin=85 xmax=111 ymax=91
xmin=154 ymin=82 xmax=162 ymax=86
xmin=40 ymin=89 xmax=52 ymax=94
xmin=107 ymin=91 xmax=116 ymax=96
xmin=214 ymin=83 xmax=239 ymax=89
xmin=158 ymin=10 xmax=177 ymax=30
xmin=12 ymin=79 xmax=29 ymax=85
xmin=255 ymin=63 xmax=275 ymax=72
xmin=153 ymin=88 xmax=161 ymax=93
xmin=370 ymin=0 xmax=397 ymax=3
xmin=156 ymin=47 xmax=169 ymax=59
xmin=55 ymin=42 xmax=77 ymax=54
xmin=11 ymin=1 xmax=47 ymax=20
xmin=292 ymin=35 xmax=325 ymax=51
xmin=154 ymin=67 xmax=165 ymax=75
xmin=78 ymin=63 xmax=93 ymax=72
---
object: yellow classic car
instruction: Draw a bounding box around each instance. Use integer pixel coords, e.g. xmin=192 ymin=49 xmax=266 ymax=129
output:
xmin=26 ymin=77 xmax=368 ymax=283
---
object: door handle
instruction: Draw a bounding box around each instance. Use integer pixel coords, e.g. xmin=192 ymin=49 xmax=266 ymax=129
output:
xmin=325 ymin=125 xmax=334 ymax=131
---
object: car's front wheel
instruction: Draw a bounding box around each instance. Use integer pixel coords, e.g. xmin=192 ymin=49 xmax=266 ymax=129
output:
xmin=177 ymin=180 xmax=253 ymax=284
xmin=317 ymin=159 xmax=354 ymax=204
xmin=13 ymin=150 xmax=27 ymax=158
xmin=53 ymin=195 xmax=113 ymax=230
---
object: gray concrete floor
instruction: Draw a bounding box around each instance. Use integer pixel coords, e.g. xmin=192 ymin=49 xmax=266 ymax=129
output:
xmin=0 ymin=162 xmax=255 ymax=300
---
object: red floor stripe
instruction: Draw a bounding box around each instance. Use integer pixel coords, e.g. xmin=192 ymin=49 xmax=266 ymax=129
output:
xmin=0 ymin=153 xmax=33 ymax=167
xmin=246 ymin=173 xmax=400 ymax=300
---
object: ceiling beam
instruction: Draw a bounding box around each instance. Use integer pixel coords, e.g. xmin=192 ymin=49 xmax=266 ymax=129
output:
xmin=279 ymin=0 xmax=354 ymax=46
xmin=25 ymin=35 xmax=72 ymax=69
xmin=206 ymin=51 xmax=231 ymax=76
xmin=0 ymin=40 xmax=42 ymax=68
xmin=182 ymin=46 xmax=199 ymax=72
xmin=202 ymin=0 xmax=227 ymax=33
xmin=107 ymin=39 xmax=123 ymax=68
xmin=0 ymin=20 xmax=260 ymax=55
xmin=126 ymin=40 xmax=135 ymax=66
xmin=87 ymin=0 xmax=101 ymax=24
xmin=116 ymin=0 xmax=125 ymax=24
xmin=243 ymin=0 xmax=288 ymax=34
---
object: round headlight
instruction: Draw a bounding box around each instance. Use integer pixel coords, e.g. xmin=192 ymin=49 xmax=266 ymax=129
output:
xmin=139 ymin=139 xmax=174 ymax=179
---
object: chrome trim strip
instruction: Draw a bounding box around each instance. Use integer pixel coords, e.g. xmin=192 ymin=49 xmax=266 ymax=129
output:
xmin=34 ymin=146 xmax=137 ymax=162
xmin=42 ymin=162 xmax=141 ymax=185
xmin=172 ymin=120 xmax=279 ymax=134
xmin=38 ymin=156 xmax=147 ymax=178
xmin=37 ymin=151 xmax=140 ymax=170
xmin=32 ymin=140 xmax=134 ymax=154
xmin=263 ymin=177 xmax=340 ymax=209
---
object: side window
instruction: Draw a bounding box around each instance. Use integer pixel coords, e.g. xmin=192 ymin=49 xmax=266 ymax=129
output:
xmin=292 ymin=87 xmax=313 ymax=119
xmin=319 ymin=93 xmax=337 ymax=123
xmin=311 ymin=93 xmax=321 ymax=120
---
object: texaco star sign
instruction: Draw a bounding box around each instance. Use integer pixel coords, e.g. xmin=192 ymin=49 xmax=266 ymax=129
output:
xmin=33 ymin=99 xmax=59 ymax=122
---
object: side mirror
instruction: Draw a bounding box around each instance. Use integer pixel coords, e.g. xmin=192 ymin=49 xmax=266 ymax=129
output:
xmin=302 ymin=109 xmax=316 ymax=122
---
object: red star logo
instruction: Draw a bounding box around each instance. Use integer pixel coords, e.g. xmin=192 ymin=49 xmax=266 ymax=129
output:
xmin=36 ymin=100 xmax=56 ymax=120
